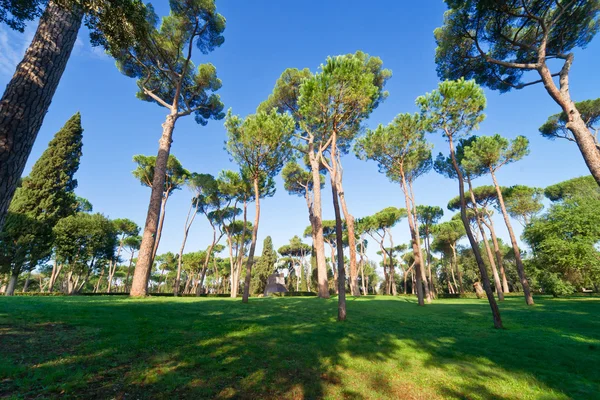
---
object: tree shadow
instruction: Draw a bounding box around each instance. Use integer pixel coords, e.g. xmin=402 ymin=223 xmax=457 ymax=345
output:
xmin=0 ymin=296 xmax=599 ymax=399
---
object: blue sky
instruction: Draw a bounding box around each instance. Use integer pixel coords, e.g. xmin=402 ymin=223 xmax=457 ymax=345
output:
xmin=1 ymin=0 xmax=598 ymax=267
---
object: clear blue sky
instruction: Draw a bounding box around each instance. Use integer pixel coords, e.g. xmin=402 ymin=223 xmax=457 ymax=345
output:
xmin=1 ymin=0 xmax=598 ymax=265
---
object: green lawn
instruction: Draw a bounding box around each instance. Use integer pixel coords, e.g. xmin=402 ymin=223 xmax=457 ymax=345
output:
xmin=0 ymin=296 xmax=599 ymax=399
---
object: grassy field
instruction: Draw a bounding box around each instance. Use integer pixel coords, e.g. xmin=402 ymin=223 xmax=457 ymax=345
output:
xmin=0 ymin=295 xmax=599 ymax=399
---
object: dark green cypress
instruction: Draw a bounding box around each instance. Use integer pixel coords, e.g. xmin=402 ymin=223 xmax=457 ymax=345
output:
xmin=250 ymin=236 xmax=277 ymax=294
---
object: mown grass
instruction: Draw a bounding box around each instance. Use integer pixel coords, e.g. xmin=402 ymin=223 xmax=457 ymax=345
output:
xmin=0 ymin=295 xmax=599 ymax=399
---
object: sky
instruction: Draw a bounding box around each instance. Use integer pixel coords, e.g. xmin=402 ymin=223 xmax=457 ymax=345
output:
xmin=1 ymin=0 xmax=598 ymax=269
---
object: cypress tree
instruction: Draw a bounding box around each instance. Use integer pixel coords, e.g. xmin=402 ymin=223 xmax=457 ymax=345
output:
xmin=0 ymin=113 xmax=84 ymax=295
xmin=250 ymin=236 xmax=277 ymax=295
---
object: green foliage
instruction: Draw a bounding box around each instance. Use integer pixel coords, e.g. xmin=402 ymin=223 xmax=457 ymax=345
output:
xmin=462 ymin=134 xmax=530 ymax=175
xmin=503 ymin=185 xmax=544 ymax=225
xmin=544 ymin=175 xmax=600 ymax=202
xmin=539 ymin=98 xmax=600 ymax=144
xmin=416 ymin=205 xmax=444 ymax=238
xmin=447 ymin=185 xmax=498 ymax=212
xmin=132 ymin=154 xmax=190 ymax=195
xmin=431 ymin=220 xmax=465 ymax=254
xmin=523 ymin=196 xmax=600 ymax=288
xmin=0 ymin=113 xmax=84 ymax=275
xmin=251 ymin=236 xmax=277 ymax=294
xmin=433 ymin=136 xmax=481 ymax=180
xmin=537 ymin=272 xmax=575 ymax=297
xmin=281 ymin=161 xmax=324 ymax=198
xmin=225 ymin=109 xmax=295 ymax=184
xmin=110 ymin=0 xmax=225 ymax=123
xmin=355 ymin=113 xmax=432 ymax=184
xmin=0 ymin=0 xmax=43 ymax=31
xmin=358 ymin=207 xmax=405 ymax=237
xmin=417 ymin=78 xmax=486 ymax=141
xmin=434 ymin=0 xmax=600 ymax=92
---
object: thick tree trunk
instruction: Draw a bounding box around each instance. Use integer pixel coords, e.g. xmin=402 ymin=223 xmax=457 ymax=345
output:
xmin=4 ymin=271 xmax=18 ymax=296
xmin=449 ymin=136 xmax=502 ymax=329
xmin=0 ymin=0 xmax=83 ymax=230
xmin=483 ymin=215 xmax=509 ymax=293
xmin=336 ymin=179 xmax=359 ymax=296
xmin=242 ymin=178 xmax=261 ymax=303
xmin=309 ymin=152 xmax=330 ymax=298
xmin=538 ymin=63 xmax=600 ymax=186
xmin=130 ymin=113 xmax=178 ymax=297
xmin=490 ymin=170 xmax=534 ymax=305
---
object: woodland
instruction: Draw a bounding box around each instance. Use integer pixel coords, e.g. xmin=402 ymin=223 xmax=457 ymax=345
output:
xmin=0 ymin=1 xmax=599 ymax=399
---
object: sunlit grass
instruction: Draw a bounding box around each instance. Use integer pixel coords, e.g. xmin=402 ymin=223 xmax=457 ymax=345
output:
xmin=0 ymin=295 xmax=599 ymax=399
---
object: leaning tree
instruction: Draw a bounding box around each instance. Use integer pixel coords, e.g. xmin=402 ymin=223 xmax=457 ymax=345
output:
xmin=114 ymin=0 xmax=226 ymax=297
xmin=435 ymin=0 xmax=600 ymax=185
xmin=418 ymin=79 xmax=503 ymax=329
xmin=462 ymin=134 xmax=534 ymax=305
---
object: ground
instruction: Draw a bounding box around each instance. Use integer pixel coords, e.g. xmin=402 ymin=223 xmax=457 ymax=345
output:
xmin=0 ymin=295 xmax=598 ymax=399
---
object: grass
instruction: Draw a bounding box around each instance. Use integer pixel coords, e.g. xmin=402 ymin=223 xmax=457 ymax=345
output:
xmin=0 ymin=295 xmax=599 ymax=399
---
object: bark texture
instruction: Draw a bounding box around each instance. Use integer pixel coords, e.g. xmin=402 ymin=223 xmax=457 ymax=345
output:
xmin=242 ymin=178 xmax=261 ymax=303
xmin=309 ymin=153 xmax=330 ymax=298
xmin=0 ymin=0 xmax=83 ymax=229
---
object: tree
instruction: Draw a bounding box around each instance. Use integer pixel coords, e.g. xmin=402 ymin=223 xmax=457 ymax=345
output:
xmin=462 ymin=134 xmax=534 ymax=305
xmin=431 ymin=219 xmax=466 ymax=294
xmin=123 ymin=235 xmax=141 ymax=292
xmin=418 ymin=79 xmax=503 ymax=329
xmin=106 ymin=218 xmax=139 ymax=293
xmin=503 ymin=185 xmax=544 ymax=226
xmin=298 ymin=52 xmax=391 ymax=319
xmin=356 ymin=112 xmax=433 ymax=305
xmin=524 ymin=196 xmax=600 ymax=292
xmin=132 ymin=154 xmax=190 ymax=266
xmin=0 ymin=0 xmax=147 ymax=229
xmin=114 ymin=0 xmax=226 ymax=297
xmin=0 ymin=113 xmax=83 ymax=295
xmin=416 ymin=205 xmax=444 ymax=296
xmin=544 ymin=175 xmax=600 ymax=202
xmin=52 ymin=213 xmax=116 ymax=294
xmin=540 ymin=98 xmax=600 ymax=150
xmin=260 ymin=67 xmax=330 ymax=299
xmin=225 ymin=109 xmax=294 ymax=303
xmin=357 ymin=207 xmax=405 ymax=295
xmin=174 ymin=173 xmax=217 ymax=295
xmin=251 ymin=236 xmax=277 ymax=294
xmin=278 ymin=236 xmax=312 ymax=292
xmin=435 ymin=0 xmax=600 ymax=185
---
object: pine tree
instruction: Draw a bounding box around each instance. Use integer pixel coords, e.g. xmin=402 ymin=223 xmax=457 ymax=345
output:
xmin=0 ymin=113 xmax=84 ymax=295
xmin=250 ymin=236 xmax=277 ymax=295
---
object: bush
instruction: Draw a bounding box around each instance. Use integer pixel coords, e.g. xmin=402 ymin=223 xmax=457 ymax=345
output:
xmin=539 ymin=273 xmax=575 ymax=297
xmin=270 ymin=291 xmax=317 ymax=297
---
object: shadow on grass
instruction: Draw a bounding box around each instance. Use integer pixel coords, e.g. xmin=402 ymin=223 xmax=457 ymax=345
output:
xmin=0 ymin=296 xmax=599 ymax=399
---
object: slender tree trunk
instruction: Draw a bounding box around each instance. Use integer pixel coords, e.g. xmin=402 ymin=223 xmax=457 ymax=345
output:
xmin=152 ymin=194 xmax=169 ymax=263
xmin=242 ymin=178 xmax=261 ymax=303
xmin=0 ymin=0 xmax=83 ymax=230
xmin=538 ymin=63 xmax=600 ymax=186
xmin=329 ymin=138 xmax=346 ymax=321
xmin=309 ymin=151 xmax=329 ymax=298
xmin=490 ymin=170 xmax=534 ymax=305
xmin=329 ymin=243 xmax=338 ymax=294
xmin=22 ymin=271 xmax=31 ymax=292
xmin=399 ymin=174 xmax=424 ymax=305
xmin=49 ymin=260 xmax=62 ymax=292
xmin=483 ymin=215 xmax=509 ymax=293
xmin=450 ymin=244 xmax=462 ymax=294
xmin=336 ymin=177 xmax=359 ymax=296
xmin=448 ymin=135 xmax=502 ymax=328
xmin=130 ymin=113 xmax=178 ymax=297
xmin=175 ymin=198 xmax=199 ymax=296
xmin=408 ymin=181 xmax=431 ymax=303
xmin=107 ymin=242 xmax=124 ymax=293
xmin=125 ymin=251 xmax=135 ymax=293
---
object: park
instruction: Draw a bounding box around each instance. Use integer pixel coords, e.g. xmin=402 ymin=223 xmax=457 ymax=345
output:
xmin=1 ymin=0 xmax=599 ymax=399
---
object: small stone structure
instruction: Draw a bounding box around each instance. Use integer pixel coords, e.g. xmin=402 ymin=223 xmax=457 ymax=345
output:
xmin=264 ymin=273 xmax=288 ymax=296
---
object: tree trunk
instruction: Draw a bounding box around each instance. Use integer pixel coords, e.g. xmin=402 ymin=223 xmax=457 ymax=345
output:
xmin=175 ymin=198 xmax=199 ymax=295
xmin=538 ymin=63 xmax=600 ymax=186
xmin=130 ymin=113 xmax=178 ymax=297
xmin=408 ymin=181 xmax=431 ymax=303
xmin=490 ymin=170 xmax=534 ymax=305
xmin=107 ymin=242 xmax=124 ymax=294
xmin=4 ymin=271 xmax=18 ymax=296
xmin=329 ymin=139 xmax=346 ymax=321
xmin=49 ymin=261 xmax=62 ymax=293
xmin=483 ymin=214 xmax=509 ymax=293
xmin=22 ymin=271 xmax=31 ymax=292
xmin=0 ymin=0 xmax=83 ymax=230
xmin=450 ymin=244 xmax=461 ymax=294
xmin=309 ymin=152 xmax=330 ymax=298
xmin=448 ymin=135 xmax=502 ymax=329
xmin=152 ymin=194 xmax=169 ymax=264
xmin=336 ymin=178 xmax=359 ymax=296
xmin=242 ymin=178 xmax=261 ymax=303
xmin=399 ymin=174 xmax=424 ymax=306
xmin=125 ymin=251 xmax=135 ymax=293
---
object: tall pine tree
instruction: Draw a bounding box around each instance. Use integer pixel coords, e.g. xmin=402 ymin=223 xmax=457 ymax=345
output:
xmin=250 ymin=236 xmax=277 ymax=295
xmin=0 ymin=113 xmax=84 ymax=295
